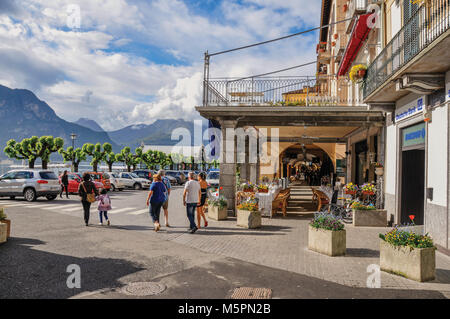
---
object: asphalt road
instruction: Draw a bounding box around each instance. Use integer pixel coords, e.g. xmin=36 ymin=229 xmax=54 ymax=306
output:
xmin=0 ymin=188 xmax=447 ymax=299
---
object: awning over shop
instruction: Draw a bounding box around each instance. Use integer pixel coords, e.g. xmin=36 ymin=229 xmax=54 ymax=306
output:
xmin=337 ymin=13 xmax=373 ymax=76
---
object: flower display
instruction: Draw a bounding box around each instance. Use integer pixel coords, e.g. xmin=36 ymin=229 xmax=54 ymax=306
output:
xmin=344 ymin=182 xmax=358 ymax=194
xmin=351 ymin=201 xmax=376 ymax=210
xmin=349 ymin=64 xmax=367 ymax=83
xmin=240 ymin=181 xmax=255 ymax=192
xmin=361 ymin=183 xmax=376 ymax=195
xmin=379 ymin=226 xmax=435 ymax=249
xmin=310 ymin=212 xmax=345 ymax=231
xmin=256 ymin=184 xmax=269 ymax=193
xmin=237 ymin=202 xmax=259 ymax=212
xmin=208 ymin=196 xmax=227 ymax=209
xmin=0 ymin=208 xmax=6 ymax=220
xmin=374 ymin=162 xmax=383 ymax=168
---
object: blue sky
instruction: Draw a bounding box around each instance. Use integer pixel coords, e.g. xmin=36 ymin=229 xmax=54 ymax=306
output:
xmin=0 ymin=0 xmax=321 ymax=130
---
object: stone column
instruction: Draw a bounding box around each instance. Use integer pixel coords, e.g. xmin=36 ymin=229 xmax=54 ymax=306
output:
xmin=249 ymin=135 xmax=259 ymax=184
xmin=219 ymin=120 xmax=237 ymax=214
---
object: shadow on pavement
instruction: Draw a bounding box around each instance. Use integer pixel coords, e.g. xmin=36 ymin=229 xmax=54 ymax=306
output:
xmin=345 ymin=248 xmax=380 ymax=258
xmin=0 ymin=237 xmax=144 ymax=299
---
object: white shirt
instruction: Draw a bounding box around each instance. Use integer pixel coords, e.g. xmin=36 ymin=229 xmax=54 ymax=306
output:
xmin=184 ymin=180 xmax=200 ymax=203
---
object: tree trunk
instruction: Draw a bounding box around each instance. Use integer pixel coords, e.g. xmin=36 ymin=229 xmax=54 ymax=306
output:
xmin=108 ymin=163 xmax=113 ymax=172
xmin=132 ymin=165 xmax=137 ymax=171
xmin=29 ymin=159 xmax=35 ymax=169
xmin=127 ymin=165 xmax=131 ymax=172
xmin=93 ymin=162 xmax=98 ymax=172
xmin=74 ymin=163 xmax=79 ymax=173
xmin=42 ymin=161 xmax=48 ymax=169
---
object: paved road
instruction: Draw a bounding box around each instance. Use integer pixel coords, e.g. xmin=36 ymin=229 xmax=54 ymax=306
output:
xmin=0 ymin=188 xmax=447 ymax=299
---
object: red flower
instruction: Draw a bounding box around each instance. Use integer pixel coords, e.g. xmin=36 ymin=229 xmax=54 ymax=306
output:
xmin=219 ymin=187 xmax=223 ymax=190
xmin=409 ymin=215 xmax=415 ymax=221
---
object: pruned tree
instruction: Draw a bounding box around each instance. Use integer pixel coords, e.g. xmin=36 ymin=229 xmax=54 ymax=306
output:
xmin=82 ymin=142 xmax=110 ymax=172
xmin=40 ymin=136 xmax=65 ymax=169
xmin=116 ymin=146 xmax=135 ymax=172
xmin=59 ymin=147 xmax=86 ymax=172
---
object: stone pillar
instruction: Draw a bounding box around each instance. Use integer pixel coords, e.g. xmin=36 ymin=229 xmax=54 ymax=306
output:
xmin=240 ymin=135 xmax=250 ymax=182
xmin=249 ymin=135 xmax=259 ymax=184
xmin=219 ymin=120 xmax=237 ymax=214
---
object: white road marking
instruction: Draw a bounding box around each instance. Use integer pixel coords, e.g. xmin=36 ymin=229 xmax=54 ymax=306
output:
xmin=0 ymin=202 xmax=33 ymax=207
xmin=127 ymin=208 xmax=148 ymax=215
xmin=25 ymin=204 xmax=64 ymax=209
xmin=108 ymin=207 xmax=137 ymax=214
xmin=63 ymin=206 xmax=84 ymax=212
xmin=45 ymin=204 xmax=80 ymax=210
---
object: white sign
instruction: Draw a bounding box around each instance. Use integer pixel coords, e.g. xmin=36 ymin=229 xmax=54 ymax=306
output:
xmin=395 ymin=97 xmax=425 ymax=122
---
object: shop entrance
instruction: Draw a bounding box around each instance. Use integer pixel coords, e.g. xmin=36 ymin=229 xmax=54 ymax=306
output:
xmin=400 ymin=123 xmax=426 ymax=225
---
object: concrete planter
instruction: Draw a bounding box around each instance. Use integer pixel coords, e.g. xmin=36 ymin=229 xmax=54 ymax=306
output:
xmin=380 ymin=240 xmax=436 ymax=282
xmin=0 ymin=223 xmax=7 ymax=244
xmin=352 ymin=209 xmax=387 ymax=227
xmin=236 ymin=209 xmax=261 ymax=229
xmin=308 ymin=225 xmax=346 ymax=256
xmin=208 ymin=206 xmax=228 ymax=221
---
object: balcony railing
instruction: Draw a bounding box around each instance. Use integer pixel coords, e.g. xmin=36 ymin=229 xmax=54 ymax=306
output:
xmin=363 ymin=0 xmax=450 ymax=100
xmin=203 ymin=76 xmax=365 ymax=107
xmin=345 ymin=0 xmax=369 ymax=33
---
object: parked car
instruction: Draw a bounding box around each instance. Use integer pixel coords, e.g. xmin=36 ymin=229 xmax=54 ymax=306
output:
xmin=0 ymin=169 xmax=61 ymax=202
xmin=133 ymin=170 xmax=154 ymax=180
xmin=65 ymin=173 xmax=104 ymax=194
xmin=206 ymin=171 xmax=220 ymax=189
xmin=117 ymin=172 xmax=150 ymax=190
xmin=85 ymin=171 xmax=111 ymax=191
xmin=108 ymin=172 xmax=125 ymax=191
xmin=165 ymin=170 xmax=186 ymax=185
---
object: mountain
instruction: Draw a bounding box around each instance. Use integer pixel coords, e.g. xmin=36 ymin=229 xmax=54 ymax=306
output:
xmin=107 ymin=119 xmax=201 ymax=149
xmin=0 ymin=84 xmax=119 ymax=158
xmin=74 ymin=118 xmax=105 ymax=132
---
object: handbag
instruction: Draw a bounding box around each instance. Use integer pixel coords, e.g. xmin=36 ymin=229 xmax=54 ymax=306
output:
xmin=82 ymin=182 xmax=96 ymax=203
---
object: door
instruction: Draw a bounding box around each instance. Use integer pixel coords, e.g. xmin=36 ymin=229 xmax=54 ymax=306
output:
xmin=120 ymin=173 xmax=133 ymax=187
xmin=0 ymin=172 xmax=16 ymax=195
xmin=400 ymin=149 xmax=425 ymax=225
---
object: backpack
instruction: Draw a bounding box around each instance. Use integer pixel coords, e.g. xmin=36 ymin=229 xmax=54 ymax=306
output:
xmin=101 ymin=195 xmax=111 ymax=206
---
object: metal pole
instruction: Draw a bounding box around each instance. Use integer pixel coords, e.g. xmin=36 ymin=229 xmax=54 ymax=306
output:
xmin=203 ymin=52 xmax=210 ymax=107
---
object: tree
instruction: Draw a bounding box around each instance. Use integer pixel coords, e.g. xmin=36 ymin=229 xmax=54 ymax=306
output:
xmin=82 ymin=143 xmax=110 ymax=172
xmin=59 ymin=147 xmax=86 ymax=172
xmin=104 ymin=152 xmax=118 ymax=172
xmin=170 ymin=153 xmax=184 ymax=170
xmin=4 ymin=136 xmax=64 ymax=169
xmin=116 ymin=147 xmax=135 ymax=172
xmin=141 ymin=150 xmax=155 ymax=170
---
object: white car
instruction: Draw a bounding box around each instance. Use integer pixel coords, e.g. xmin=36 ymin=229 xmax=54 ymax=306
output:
xmin=206 ymin=171 xmax=220 ymax=189
xmin=117 ymin=172 xmax=150 ymax=190
xmin=108 ymin=173 xmax=125 ymax=191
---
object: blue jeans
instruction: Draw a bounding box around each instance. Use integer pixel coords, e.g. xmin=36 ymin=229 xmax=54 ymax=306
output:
xmin=99 ymin=211 xmax=108 ymax=223
xmin=149 ymin=202 xmax=163 ymax=223
xmin=186 ymin=203 xmax=197 ymax=230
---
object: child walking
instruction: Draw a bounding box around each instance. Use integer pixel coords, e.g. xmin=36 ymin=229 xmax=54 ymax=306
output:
xmin=97 ymin=189 xmax=112 ymax=226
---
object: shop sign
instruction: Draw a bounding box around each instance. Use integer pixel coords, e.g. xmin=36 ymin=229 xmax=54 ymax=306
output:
xmin=402 ymin=123 xmax=425 ymax=149
xmin=395 ymin=97 xmax=424 ymax=122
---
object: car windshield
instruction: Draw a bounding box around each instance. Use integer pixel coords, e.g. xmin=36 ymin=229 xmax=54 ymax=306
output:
xmin=103 ymin=173 xmax=110 ymax=179
xmin=207 ymin=172 xmax=219 ymax=180
xmin=130 ymin=173 xmax=139 ymax=178
xmin=39 ymin=171 xmax=58 ymax=180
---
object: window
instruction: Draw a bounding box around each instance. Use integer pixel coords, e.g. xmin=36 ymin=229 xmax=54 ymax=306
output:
xmin=39 ymin=171 xmax=58 ymax=180
xmin=15 ymin=171 xmax=34 ymax=179
xmin=0 ymin=172 xmax=16 ymax=180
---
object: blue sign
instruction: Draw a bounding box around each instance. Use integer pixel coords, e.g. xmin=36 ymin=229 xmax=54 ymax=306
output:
xmin=402 ymin=123 xmax=426 ymax=148
xmin=395 ymin=98 xmax=424 ymax=122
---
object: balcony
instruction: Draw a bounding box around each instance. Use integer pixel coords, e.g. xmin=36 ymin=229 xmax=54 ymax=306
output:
xmin=317 ymin=42 xmax=331 ymax=64
xmin=334 ymin=34 xmax=347 ymax=63
xmin=345 ymin=0 xmax=369 ymax=34
xmin=202 ymin=76 xmax=365 ymax=107
xmin=363 ymin=0 xmax=450 ymax=103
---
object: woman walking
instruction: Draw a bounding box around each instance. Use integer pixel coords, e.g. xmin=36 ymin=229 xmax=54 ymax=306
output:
xmin=60 ymin=170 xmax=69 ymax=199
xmin=97 ymin=189 xmax=112 ymax=226
xmin=196 ymin=172 xmax=208 ymax=228
xmin=78 ymin=172 xmax=98 ymax=226
xmin=146 ymin=174 xmax=167 ymax=232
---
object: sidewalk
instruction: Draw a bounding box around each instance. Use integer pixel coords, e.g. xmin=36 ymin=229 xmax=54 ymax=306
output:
xmin=156 ymin=207 xmax=450 ymax=294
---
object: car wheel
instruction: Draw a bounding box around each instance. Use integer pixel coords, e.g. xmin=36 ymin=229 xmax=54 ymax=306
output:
xmin=133 ymin=183 xmax=142 ymax=190
xmin=9 ymin=196 xmax=15 ymax=200
xmin=46 ymin=195 xmax=57 ymax=201
xmin=24 ymin=188 xmax=37 ymax=202
xmin=111 ymin=184 xmax=116 ymax=192
xmin=118 ymin=188 xmax=123 ymax=192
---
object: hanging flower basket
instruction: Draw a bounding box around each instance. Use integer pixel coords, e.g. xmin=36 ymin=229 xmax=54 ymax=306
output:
xmin=349 ymin=64 xmax=368 ymax=83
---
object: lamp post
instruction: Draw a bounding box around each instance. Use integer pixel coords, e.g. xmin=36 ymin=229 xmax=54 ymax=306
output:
xmin=70 ymin=133 xmax=77 ymax=171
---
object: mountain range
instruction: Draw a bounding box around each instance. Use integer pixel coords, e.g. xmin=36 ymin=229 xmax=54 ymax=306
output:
xmin=0 ymin=84 xmax=203 ymax=159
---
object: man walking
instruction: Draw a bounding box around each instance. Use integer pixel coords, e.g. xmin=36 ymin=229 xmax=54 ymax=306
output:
xmin=183 ymin=172 xmax=201 ymax=234
xmin=158 ymin=169 xmax=171 ymax=227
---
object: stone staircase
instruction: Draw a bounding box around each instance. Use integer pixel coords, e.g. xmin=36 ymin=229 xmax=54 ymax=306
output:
xmin=286 ymin=184 xmax=316 ymax=214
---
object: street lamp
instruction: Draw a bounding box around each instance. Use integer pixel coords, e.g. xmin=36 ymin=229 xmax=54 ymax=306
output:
xmin=70 ymin=133 xmax=77 ymax=171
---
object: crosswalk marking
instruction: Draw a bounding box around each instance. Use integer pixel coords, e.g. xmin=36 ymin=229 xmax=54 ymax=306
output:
xmin=108 ymin=207 xmax=136 ymax=214
xmin=128 ymin=208 xmax=148 ymax=215
xmin=64 ymin=206 xmax=84 ymax=212
xmin=46 ymin=204 xmax=80 ymax=210
xmin=0 ymin=202 xmax=32 ymax=207
xmin=25 ymin=204 xmax=64 ymax=209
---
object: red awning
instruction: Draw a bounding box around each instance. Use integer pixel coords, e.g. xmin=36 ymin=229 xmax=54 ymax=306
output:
xmin=337 ymin=13 xmax=374 ymax=76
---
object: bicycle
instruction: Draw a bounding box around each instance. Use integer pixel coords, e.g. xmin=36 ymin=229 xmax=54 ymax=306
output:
xmin=319 ymin=190 xmax=353 ymax=223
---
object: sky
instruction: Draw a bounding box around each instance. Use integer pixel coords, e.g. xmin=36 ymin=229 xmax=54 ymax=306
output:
xmin=0 ymin=0 xmax=321 ymax=131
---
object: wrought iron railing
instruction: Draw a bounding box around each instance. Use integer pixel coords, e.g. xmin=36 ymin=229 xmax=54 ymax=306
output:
xmin=203 ymin=75 xmax=365 ymax=107
xmin=363 ymin=0 xmax=450 ymax=100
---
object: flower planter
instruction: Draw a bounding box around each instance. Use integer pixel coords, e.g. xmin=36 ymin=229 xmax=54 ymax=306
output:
xmin=0 ymin=223 xmax=7 ymax=244
xmin=380 ymin=240 xmax=436 ymax=282
xmin=375 ymin=167 xmax=384 ymax=176
xmin=1 ymin=219 xmax=11 ymax=238
xmin=362 ymin=191 xmax=375 ymax=196
xmin=208 ymin=206 xmax=228 ymax=221
xmin=257 ymin=189 xmax=269 ymax=193
xmin=308 ymin=225 xmax=346 ymax=257
xmin=352 ymin=209 xmax=387 ymax=227
xmin=236 ymin=210 xmax=261 ymax=229
xmin=242 ymin=189 xmax=254 ymax=193
xmin=345 ymin=190 xmax=357 ymax=195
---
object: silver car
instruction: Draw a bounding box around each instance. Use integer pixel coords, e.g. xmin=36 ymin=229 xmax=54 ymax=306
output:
xmin=0 ymin=169 xmax=61 ymax=202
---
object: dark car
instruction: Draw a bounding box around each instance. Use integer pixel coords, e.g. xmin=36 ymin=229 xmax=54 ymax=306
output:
xmin=133 ymin=170 xmax=154 ymax=180
xmin=165 ymin=170 xmax=186 ymax=185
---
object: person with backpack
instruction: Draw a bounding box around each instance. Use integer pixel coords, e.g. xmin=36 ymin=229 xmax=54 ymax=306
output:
xmin=78 ymin=172 xmax=99 ymax=227
xmin=97 ymin=189 xmax=112 ymax=226
xmin=158 ymin=170 xmax=171 ymax=227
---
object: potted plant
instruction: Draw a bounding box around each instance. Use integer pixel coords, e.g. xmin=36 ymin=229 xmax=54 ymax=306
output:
xmin=256 ymin=184 xmax=269 ymax=193
xmin=374 ymin=162 xmax=384 ymax=176
xmin=361 ymin=183 xmax=376 ymax=196
xmin=207 ymin=196 xmax=228 ymax=221
xmin=349 ymin=64 xmax=368 ymax=83
xmin=236 ymin=198 xmax=261 ymax=229
xmin=343 ymin=3 xmax=348 ymax=12
xmin=351 ymin=201 xmax=387 ymax=227
xmin=379 ymin=221 xmax=436 ymax=282
xmin=0 ymin=208 xmax=10 ymax=238
xmin=240 ymin=181 xmax=254 ymax=193
xmin=308 ymin=212 xmax=346 ymax=256
xmin=344 ymin=182 xmax=358 ymax=195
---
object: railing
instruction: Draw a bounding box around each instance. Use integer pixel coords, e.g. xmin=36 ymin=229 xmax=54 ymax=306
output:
xmin=345 ymin=0 xmax=369 ymax=33
xmin=363 ymin=0 xmax=450 ymax=100
xmin=203 ymin=76 xmax=365 ymax=107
